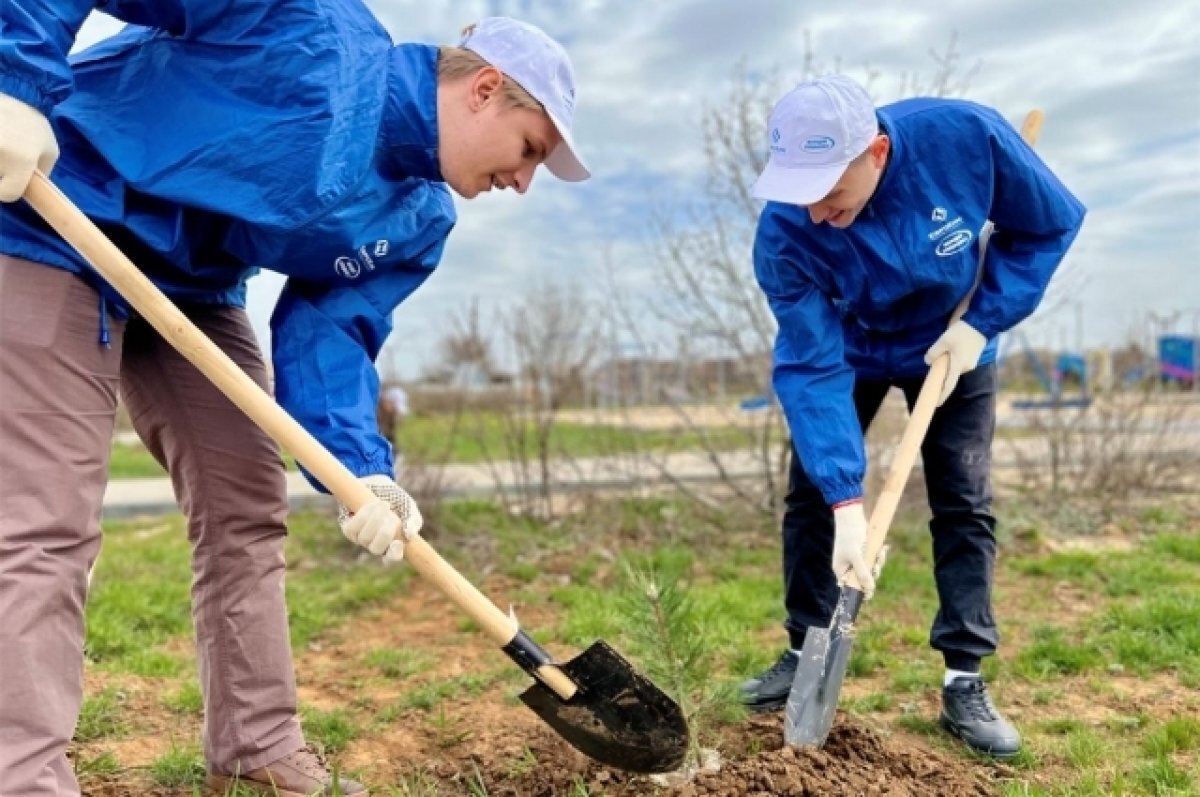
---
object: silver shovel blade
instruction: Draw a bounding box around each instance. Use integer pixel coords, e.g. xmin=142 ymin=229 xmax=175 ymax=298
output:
xmin=784 ymin=586 xmax=866 ymax=747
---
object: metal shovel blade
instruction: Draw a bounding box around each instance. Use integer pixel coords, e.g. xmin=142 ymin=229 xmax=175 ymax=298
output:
xmin=518 ymin=640 xmax=689 ymax=773
xmin=784 ymin=586 xmax=866 ymax=747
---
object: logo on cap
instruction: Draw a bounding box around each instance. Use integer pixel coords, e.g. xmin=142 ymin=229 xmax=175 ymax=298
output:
xmin=802 ymin=136 xmax=835 ymax=152
xmin=769 ymin=127 xmax=785 ymax=154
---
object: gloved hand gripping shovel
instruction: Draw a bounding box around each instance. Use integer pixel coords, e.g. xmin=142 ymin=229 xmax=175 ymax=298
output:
xmin=784 ymin=110 xmax=1044 ymax=747
xmin=24 ymin=172 xmax=689 ymax=774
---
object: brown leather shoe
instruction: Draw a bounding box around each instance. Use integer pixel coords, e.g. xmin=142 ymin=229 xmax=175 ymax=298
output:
xmin=206 ymin=745 xmax=368 ymax=796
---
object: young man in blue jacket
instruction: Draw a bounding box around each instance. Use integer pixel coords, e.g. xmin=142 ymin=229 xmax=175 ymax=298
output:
xmin=739 ymin=75 xmax=1084 ymax=758
xmin=0 ymin=3 xmax=588 ymax=794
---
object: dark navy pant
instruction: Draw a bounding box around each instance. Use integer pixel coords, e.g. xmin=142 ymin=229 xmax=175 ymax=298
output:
xmin=781 ymin=364 xmax=999 ymax=671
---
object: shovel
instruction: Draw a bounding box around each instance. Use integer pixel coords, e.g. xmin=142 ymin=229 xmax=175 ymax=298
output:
xmin=784 ymin=110 xmax=1044 ymax=747
xmin=23 ymin=172 xmax=689 ymax=774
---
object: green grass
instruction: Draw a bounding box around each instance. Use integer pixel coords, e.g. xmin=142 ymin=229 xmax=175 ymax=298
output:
xmin=161 ymin=681 xmax=204 ymax=715
xmin=1142 ymin=717 xmax=1200 ymax=757
xmin=73 ymin=751 xmax=121 ymax=778
xmin=1005 ymin=532 xmax=1200 ymax=681
xmin=1011 ymin=626 xmax=1105 ymax=679
xmin=75 ymin=494 xmax=1200 ymax=796
xmin=395 ymin=680 xmax=459 ymax=712
xmin=301 ymin=706 xmax=359 ymax=753
xmin=84 ymin=519 xmax=193 ymax=673
xmin=75 ymin=687 xmax=130 ymax=742
xmin=107 ymin=442 xmax=170 ymax=479
xmin=107 ymin=410 xmax=768 ymax=478
xmin=363 ymin=647 xmax=435 ymax=680
xmin=889 ymin=660 xmax=937 ymax=693
xmin=87 ymin=511 xmax=415 ymax=671
xmin=1062 ymin=728 xmax=1109 ymax=770
xmin=107 ymin=441 xmax=297 ymax=479
xmin=396 ymin=411 xmax=765 ymax=464
xmin=1131 ymin=755 xmax=1194 ymax=794
xmin=386 ymin=768 xmax=443 ymax=796
xmin=148 ymin=743 xmax=206 ymax=787
xmin=993 ymin=518 xmax=1200 ymax=796
xmin=844 ymin=691 xmax=895 ymax=713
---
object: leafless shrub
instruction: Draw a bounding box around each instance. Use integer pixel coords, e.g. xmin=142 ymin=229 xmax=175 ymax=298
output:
xmin=394 ymin=34 xmax=1002 ymax=523
xmin=395 ymin=451 xmax=452 ymax=539
xmin=438 ymin=282 xmax=602 ymax=520
xmin=999 ymin=385 xmax=1198 ymax=516
xmin=616 ymin=34 xmax=980 ymax=520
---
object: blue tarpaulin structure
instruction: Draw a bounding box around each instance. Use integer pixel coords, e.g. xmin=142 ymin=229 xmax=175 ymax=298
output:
xmin=1159 ymin=335 xmax=1197 ymax=386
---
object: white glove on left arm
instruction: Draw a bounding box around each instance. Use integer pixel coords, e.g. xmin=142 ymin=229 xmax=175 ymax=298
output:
xmin=832 ymin=501 xmax=875 ymax=597
xmin=337 ymin=475 xmax=423 ymax=563
xmin=924 ymin=320 xmax=987 ymax=406
xmin=0 ymin=93 xmax=60 ymax=202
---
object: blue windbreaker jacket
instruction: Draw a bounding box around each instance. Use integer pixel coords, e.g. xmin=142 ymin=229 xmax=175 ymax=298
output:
xmin=0 ymin=0 xmax=457 ymax=488
xmin=753 ymin=98 xmax=1086 ymax=505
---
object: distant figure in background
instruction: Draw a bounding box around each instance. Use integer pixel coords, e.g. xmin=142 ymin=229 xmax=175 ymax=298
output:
xmin=378 ymin=383 xmax=411 ymax=449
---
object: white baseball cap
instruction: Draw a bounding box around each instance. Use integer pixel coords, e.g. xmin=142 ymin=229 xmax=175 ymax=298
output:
xmin=751 ymin=74 xmax=878 ymax=205
xmin=460 ymin=17 xmax=590 ymax=182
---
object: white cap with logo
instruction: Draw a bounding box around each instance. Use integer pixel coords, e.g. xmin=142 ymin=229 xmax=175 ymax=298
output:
xmin=460 ymin=17 xmax=590 ymax=182
xmin=751 ymin=74 xmax=877 ymax=205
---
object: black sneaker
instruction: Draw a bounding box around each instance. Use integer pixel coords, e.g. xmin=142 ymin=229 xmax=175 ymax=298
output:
xmin=939 ymin=676 xmax=1022 ymax=759
xmin=739 ymin=650 xmax=798 ymax=712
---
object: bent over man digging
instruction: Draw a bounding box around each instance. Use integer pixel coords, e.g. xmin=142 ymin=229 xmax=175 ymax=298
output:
xmin=740 ymin=74 xmax=1085 ymax=758
xmin=0 ymin=2 xmax=588 ymax=794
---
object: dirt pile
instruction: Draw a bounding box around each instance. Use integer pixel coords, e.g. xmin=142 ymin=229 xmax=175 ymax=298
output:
xmin=459 ymin=713 xmax=998 ymax=796
xmin=671 ymin=719 xmax=997 ymax=796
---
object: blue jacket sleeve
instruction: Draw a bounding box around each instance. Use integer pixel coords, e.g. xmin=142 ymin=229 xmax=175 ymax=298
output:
xmin=960 ymin=109 xmax=1087 ymax=339
xmin=754 ymin=212 xmax=865 ymax=505
xmin=0 ymin=0 xmax=93 ymax=110
xmin=1 ymin=0 xmax=280 ymax=112
xmin=270 ymin=238 xmax=447 ymax=493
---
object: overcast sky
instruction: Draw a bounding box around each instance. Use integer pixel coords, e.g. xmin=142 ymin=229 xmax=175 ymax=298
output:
xmin=75 ymin=0 xmax=1200 ymax=379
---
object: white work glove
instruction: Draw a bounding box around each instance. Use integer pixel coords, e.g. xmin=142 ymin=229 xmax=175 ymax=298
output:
xmin=832 ymin=500 xmax=875 ymax=596
xmin=337 ymin=475 xmax=423 ymax=563
xmin=924 ymin=320 xmax=987 ymax=406
xmin=0 ymin=93 xmax=59 ymax=202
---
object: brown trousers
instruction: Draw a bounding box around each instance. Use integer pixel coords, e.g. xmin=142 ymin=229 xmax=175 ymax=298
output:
xmin=0 ymin=255 xmax=303 ymax=795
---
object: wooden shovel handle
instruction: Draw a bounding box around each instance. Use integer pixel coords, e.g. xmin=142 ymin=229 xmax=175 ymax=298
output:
xmin=846 ymin=108 xmax=1044 ymax=590
xmin=23 ymin=172 xmax=578 ymax=699
xmin=1021 ymin=109 xmax=1044 ymax=147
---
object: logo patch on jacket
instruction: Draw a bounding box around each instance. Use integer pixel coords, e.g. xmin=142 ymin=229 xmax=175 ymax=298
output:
xmin=335 ymin=241 xmax=389 ymax=280
xmin=935 ymin=229 xmax=974 ymax=256
xmin=335 ymin=256 xmax=361 ymax=279
xmin=927 ymin=205 xmax=965 ymax=242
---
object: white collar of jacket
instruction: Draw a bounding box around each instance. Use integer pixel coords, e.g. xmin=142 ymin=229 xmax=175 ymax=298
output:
xmin=380 ymin=44 xmax=443 ymax=183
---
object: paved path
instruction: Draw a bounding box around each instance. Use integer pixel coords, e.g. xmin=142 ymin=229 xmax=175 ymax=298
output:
xmin=102 ymin=430 xmax=1200 ymax=518
xmin=101 ymin=450 xmax=773 ymax=518
xmin=103 ymin=471 xmax=332 ymax=518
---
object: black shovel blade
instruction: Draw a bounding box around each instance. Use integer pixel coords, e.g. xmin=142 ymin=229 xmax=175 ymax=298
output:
xmin=784 ymin=586 xmax=866 ymax=747
xmin=518 ymin=640 xmax=689 ymax=773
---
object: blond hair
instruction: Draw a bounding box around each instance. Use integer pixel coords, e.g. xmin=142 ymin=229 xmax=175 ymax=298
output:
xmin=437 ymin=41 xmax=544 ymax=113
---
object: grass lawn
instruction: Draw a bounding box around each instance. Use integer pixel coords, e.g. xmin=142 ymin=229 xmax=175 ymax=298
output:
xmin=75 ymin=494 xmax=1200 ymax=795
xmin=107 ymin=411 xmax=769 ymax=479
